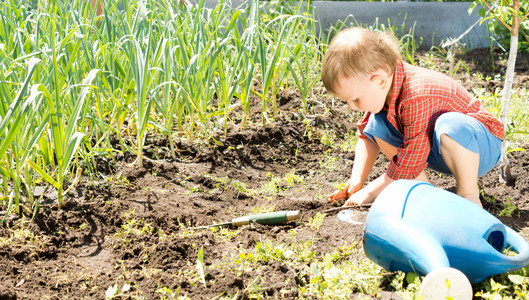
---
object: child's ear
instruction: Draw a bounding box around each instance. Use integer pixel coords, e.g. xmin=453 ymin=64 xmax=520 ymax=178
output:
xmin=370 ymin=74 xmax=386 ymax=89
xmin=370 ymin=69 xmax=390 ymax=89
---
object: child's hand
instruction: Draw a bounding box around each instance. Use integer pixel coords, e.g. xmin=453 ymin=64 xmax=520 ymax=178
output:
xmin=328 ymin=188 xmax=347 ymax=204
xmin=343 ymin=189 xmax=372 ymax=206
xmin=328 ymin=180 xmax=360 ymax=203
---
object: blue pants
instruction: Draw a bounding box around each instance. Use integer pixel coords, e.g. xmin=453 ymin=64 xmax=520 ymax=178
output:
xmin=363 ymin=111 xmax=502 ymax=177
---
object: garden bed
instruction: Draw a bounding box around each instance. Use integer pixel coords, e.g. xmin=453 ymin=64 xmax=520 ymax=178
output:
xmin=0 ymin=48 xmax=529 ymax=299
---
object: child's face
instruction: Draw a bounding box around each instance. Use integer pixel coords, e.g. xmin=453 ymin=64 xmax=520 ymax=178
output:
xmin=334 ymin=70 xmax=392 ymax=114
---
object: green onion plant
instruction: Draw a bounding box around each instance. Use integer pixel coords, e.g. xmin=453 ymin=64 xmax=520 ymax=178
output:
xmin=0 ymin=0 xmax=333 ymax=215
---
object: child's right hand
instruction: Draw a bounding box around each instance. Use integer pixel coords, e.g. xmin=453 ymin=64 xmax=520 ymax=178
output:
xmin=328 ymin=180 xmax=361 ymax=203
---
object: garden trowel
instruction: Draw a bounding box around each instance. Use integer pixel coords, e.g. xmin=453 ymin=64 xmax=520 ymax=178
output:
xmin=189 ymin=210 xmax=301 ymax=229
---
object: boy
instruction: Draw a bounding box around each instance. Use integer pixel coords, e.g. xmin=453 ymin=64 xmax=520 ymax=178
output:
xmin=323 ymin=27 xmax=504 ymax=208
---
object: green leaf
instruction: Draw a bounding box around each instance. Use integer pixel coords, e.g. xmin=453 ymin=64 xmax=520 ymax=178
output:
xmin=406 ymin=272 xmax=419 ymax=285
xmin=468 ymin=2 xmax=477 ymax=15
xmin=0 ymin=59 xmax=40 ymax=157
xmin=478 ymin=8 xmax=487 ymax=18
xmin=196 ymin=247 xmax=206 ymax=287
xmin=508 ymin=274 xmax=526 ymax=285
xmin=27 ymin=159 xmax=60 ymax=190
xmin=105 ymin=283 xmax=119 ymax=298
xmin=59 ymin=132 xmax=86 ymax=177
xmin=0 ymin=165 xmax=9 ymax=177
xmin=65 ymin=69 xmax=99 ymax=146
xmin=122 ymin=282 xmax=131 ymax=292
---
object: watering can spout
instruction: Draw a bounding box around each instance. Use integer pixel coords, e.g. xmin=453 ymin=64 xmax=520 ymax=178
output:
xmin=488 ymin=226 xmax=529 ymax=270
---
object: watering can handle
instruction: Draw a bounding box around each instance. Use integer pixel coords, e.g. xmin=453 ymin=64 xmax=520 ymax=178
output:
xmin=503 ymin=226 xmax=529 ymax=266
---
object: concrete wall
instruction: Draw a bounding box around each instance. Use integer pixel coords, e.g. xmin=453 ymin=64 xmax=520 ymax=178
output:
xmin=203 ymin=0 xmax=490 ymax=49
xmin=312 ymin=2 xmax=488 ymax=49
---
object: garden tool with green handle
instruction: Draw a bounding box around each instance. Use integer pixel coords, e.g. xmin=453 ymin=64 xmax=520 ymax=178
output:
xmin=189 ymin=210 xmax=300 ymax=229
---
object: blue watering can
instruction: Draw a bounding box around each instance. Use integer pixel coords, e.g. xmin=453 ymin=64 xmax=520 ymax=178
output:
xmin=363 ymin=180 xmax=529 ymax=298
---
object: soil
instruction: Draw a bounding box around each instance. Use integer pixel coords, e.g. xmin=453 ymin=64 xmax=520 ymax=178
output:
xmin=1 ymin=48 xmax=529 ymax=299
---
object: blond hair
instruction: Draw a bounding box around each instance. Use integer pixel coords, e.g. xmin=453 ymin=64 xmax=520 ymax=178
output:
xmin=322 ymin=27 xmax=401 ymax=95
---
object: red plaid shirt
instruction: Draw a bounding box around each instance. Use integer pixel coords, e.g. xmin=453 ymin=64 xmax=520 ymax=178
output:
xmin=357 ymin=60 xmax=504 ymax=180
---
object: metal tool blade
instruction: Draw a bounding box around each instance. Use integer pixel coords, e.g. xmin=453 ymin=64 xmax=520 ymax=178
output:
xmin=188 ymin=221 xmax=232 ymax=230
xmin=322 ymin=203 xmax=372 ymax=214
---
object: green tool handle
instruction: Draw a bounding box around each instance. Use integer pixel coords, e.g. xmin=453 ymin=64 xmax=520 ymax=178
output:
xmin=231 ymin=210 xmax=300 ymax=227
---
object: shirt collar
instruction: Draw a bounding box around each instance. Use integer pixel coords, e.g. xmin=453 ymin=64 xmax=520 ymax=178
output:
xmin=388 ymin=60 xmax=405 ymax=113
xmin=384 ymin=60 xmax=406 ymax=132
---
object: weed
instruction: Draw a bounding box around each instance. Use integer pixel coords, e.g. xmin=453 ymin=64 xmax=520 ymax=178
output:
xmin=0 ymin=219 xmax=49 ymax=256
xmin=498 ymin=198 xmax=519 ymax=217
xmin=392 ymin=272 xmax=422 ymax=299
xmin=475 ymin=278 xmax=509 ymax=299
xmin=307 ymin=212 xmax=326 ymax=231
xmin=105 ymin=281 xmax=145 ymax=299
xmin=211 ymin=226 xmax=240 ymax=241
xmin=474 ymin=264 xmax=529 ymax=299
xmin=301 ymin=252 xmax=384 ymax=298
xmin=259 ymin=170 xmax=304 ymax=198
xmin=185 ymin=185 xmax=202 ymax=195
xmin=231 ymin=179 xmax=248 ymax=193
xmin=228 ymin=179 xmax=260 ymax=199
xmin=113 ymin=210 xmax=154 ymax=248
xmin=196 ymin=247 xmax=206 ymax=288
xmin=480 ymin=190 xmax=498 ymax=205
xmin=156 ymin=286 xmax=191 ymax=300
xmin=283 ymin=171 xmax=304 ymax=187
xmin=314 ymin=193 xmax=328 ymax=201
xmin=204 ymin=174 xmax=231 ymax=194
xmin=251 ymin=206 xmax=274 ymax=215
xmin=78 ymin=222 xmax=88 ymax=231
xmin=339 ymin=129 xmax=358 ymax=153
xmin=475 ymin=87 xmax=529 ymax=144
xmin=336 ymin=182 xmax=347 ymax=191
xmin=157 ymin=228 xmax=176 ymax=243
xmin=302 ymin=118 xmax=315 ymax=140
xmin=105 ymin=282 xmax=131 ymax=299
xmin=290 ymin=240 xmax=317 ymax=263
xmin=320 ymin=130 xmax=337 ymax=148
xmin=176 ymin=218 xmax=196 ymax=238
xmin=244 ymin=276 xmax=267 ymax=299
xmin=104 ymin=173 xmax=133 ymax=188
xmin=254 ymin=241 xmax=295 ymax=262
xmin=328 ymin=242 xmax=359 ymax=262
xmin=318 ymin=150 xmax=339 ymax=174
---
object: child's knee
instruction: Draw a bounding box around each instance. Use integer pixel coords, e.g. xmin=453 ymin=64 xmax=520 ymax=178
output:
xmin=435 ymin=113 xmax=474 ymax=141
xmin=434 ymin=112 xmax=479 ymax=154
xmin=434 ymin=112 xmax=501 ymax=177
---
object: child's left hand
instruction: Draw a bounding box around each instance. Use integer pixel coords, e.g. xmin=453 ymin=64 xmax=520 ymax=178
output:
xmin=343 ymin=188 xmax=373 ymax=206
xmin=342 ymin=173 xmax=394 ymax=206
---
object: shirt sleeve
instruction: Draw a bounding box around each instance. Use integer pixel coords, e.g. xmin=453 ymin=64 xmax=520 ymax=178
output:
xmin=386 ymin=97 xmax=431 ymax=180
xmin=355 ymin=112 xmax=371 ymax=139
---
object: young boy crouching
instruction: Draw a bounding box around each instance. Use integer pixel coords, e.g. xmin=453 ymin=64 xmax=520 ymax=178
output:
xmin=324 ymin=27 xmax=504 ymax=208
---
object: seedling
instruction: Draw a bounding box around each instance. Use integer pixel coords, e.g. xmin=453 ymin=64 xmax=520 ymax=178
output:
xmin=336 ymin=182 xmax=347 ymax=192
xmin=307 ymin=212 xmax=325 ymax=231
xmin=196 ymin=247 xmax=206 ymax=287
